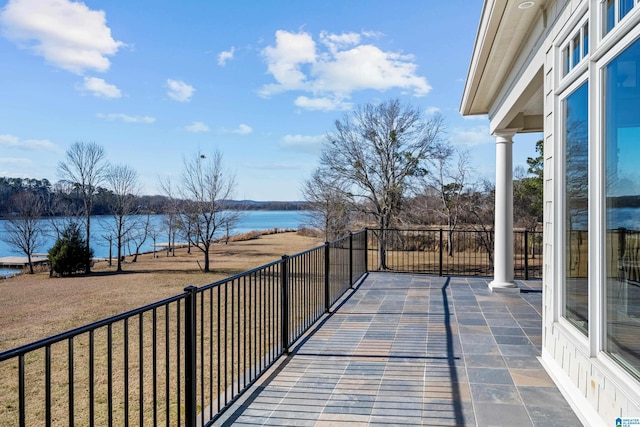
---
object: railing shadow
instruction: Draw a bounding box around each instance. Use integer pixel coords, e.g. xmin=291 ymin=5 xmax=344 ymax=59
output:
xmin=216 ymin=273 xmax=368 ymax=426
xmin=218 ymin=274 xmax=469 ymax=426
xmin=442 ymin=276 xmax=466 ymax=426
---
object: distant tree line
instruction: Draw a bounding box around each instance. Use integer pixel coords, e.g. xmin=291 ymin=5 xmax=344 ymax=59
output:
xmin=0 ymin=178 xmax=308 ymax=218
xmin=0 ymin=142 xmax=308 ymax=276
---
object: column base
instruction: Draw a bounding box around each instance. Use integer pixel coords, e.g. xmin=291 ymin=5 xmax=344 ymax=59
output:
xmin=489 ymin=280 xmax=520 ymax=293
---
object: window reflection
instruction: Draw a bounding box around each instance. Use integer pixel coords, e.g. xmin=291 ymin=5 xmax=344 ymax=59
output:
xmin=565 ymin=82 xmax=589 ymax=335
xmin=606 ymin=37 xmax=640 ymax=378
xmin=606 ymin=0 xmax=616 ymax=34
xmin=572 ymin=34 xmax=581 ymax=69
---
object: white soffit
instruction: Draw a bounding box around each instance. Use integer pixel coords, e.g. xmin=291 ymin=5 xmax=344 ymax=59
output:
xmin=461 ymin=0 xmax=548 ymax=116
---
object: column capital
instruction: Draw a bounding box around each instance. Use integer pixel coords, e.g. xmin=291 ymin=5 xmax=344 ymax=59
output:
xmin=493 ymin=129 xmax=518 ymax=140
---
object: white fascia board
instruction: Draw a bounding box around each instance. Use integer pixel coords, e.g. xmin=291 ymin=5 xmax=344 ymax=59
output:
xmin=461 ymin=0 xmax=502 ymax=116
xmin=488 ymin=46 xmax=546 ymax=134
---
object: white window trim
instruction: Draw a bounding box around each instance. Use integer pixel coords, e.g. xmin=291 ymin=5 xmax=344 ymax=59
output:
xmin=560 ymin=17 xmax=590 ymax=81
xmin=600 ymin=0 xmax=640 ymax=41
xmin=556 ymin=74 xmax=590 ymax=338
xmin=594 ymin=23 xmax=640 ymax=382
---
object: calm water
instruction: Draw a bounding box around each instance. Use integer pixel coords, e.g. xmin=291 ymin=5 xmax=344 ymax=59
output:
xmin=0 ymin=210 xmax=310 ymax=259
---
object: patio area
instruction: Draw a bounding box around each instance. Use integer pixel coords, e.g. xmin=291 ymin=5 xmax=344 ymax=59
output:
xmin=213 ymin=272 xmax=582 ymax=426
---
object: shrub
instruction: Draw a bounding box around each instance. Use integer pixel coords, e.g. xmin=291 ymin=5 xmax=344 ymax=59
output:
xmin=48 ymin=223 xmax=93 ymax=276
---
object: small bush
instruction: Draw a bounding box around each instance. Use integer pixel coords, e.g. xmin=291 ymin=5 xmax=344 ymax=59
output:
xmin=48 ymin=223 xmax=93 ymax=276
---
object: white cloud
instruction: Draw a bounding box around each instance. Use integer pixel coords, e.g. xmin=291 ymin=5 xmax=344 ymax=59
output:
xmin=449 ymin=125 xmax=493 ymax=147
xmin=0 ymin=134 xmax=60 ymax=152
xmin=166 ymin=79 xmax=194 ymax=102
xmin=259 ymin=30 xmax=431 ymax=110
xmin=319 ymin=31 xmax=361 ymax=53
xmin=97 ymin=113 xmax=155 ymax=123
xmin=218 ymin=46 xmax=235 ymax=66
xmin=294 ymin=96 xmax=352 ymax=111
xmin=260 ymin=30 xmax=316 ymax=96
xmin=185 ymin=121 xmax=209 ymax=133
xmin=281 ymin=134 xmax=325 ymax=153
xmin=79 ymin=77 xmax=122 ymax=98
xmin=0 ymin=0 xmax=124 ymax=74
xmin=222 ymin=124 xmax=253 ymax=135
xmin=425 ymin=106 xmax=441 ymax=115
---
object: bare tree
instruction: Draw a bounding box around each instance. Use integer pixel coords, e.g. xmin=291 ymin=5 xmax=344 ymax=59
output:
xmin=158 ymin=176 xmax=180 ymax=257
xmin=320 ymin=98 xmax=445 ymax=269
xmin=102 ymin=232 xmax=114 ymax=266
xmin=302 ymin=167 xmax=351 ymax=241
xmin=179 ymin=150 xmax=237 ymax=272
xmin=148 ymin=222 xmax=161 ymax=258
xmin=1 ymin=191 xmax=47 ymax=274
xmin=426 ymin=146 xmax=472 ymax=256
xmin=57 ymin=141 xmax=108 ymax=273
xmin=104 ymin=164 xmax=140 ymax=272
xmin=467 ymin=179 xmax=495 ymax=263
xmin=129 ymin=213 xmax=152 ymax=262
xmin=48 ymin=180 xmax=84 ymax=239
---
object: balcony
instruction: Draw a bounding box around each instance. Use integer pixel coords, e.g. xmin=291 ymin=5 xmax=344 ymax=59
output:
xmin=1 ymin=229 xmax=579 ymax=426
xmin=213 ymin=272 xmax=581 ymax=426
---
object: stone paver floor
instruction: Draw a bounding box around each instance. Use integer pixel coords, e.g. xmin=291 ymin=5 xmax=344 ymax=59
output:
xmin=213 ymin=273 xmax=582 ymax=426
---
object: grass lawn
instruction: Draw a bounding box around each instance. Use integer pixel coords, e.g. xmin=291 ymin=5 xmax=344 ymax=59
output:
xmin=0 ymin=230 xmax=322 ymax=352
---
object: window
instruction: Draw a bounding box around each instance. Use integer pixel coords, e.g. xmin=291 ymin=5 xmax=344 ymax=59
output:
xmin=564 ymin=82 xmax=589 ymax=335
xmin=605 ymin=37 xmax=640 ymax=377
xmin=562 ymin=23 xmax=590 ymax=77
xmin=604 ymin=0 xmax=638 ymax=35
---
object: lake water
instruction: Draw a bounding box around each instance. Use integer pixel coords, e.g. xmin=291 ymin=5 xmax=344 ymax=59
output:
xmin=0 ymin=210 xmax=310 ymax=259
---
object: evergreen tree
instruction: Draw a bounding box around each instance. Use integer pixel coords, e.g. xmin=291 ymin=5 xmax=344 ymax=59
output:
xmin=48 ymin=223 xmax=93 ymax=276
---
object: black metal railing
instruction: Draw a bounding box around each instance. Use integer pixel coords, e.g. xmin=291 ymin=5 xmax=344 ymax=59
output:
xmin=0 ymin=230 xmax=367 ymax=427
xmin=0 ymin=227 xmax=542 ymax=426
xmin=366 ymin=228 xmax=542 ymax=279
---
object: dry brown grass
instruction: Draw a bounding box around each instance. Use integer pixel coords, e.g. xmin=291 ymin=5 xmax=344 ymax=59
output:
xmin=0 ymin=230 xmax=322 ymax=425
xmin=0 ymin=230 xmax=322 ymax=353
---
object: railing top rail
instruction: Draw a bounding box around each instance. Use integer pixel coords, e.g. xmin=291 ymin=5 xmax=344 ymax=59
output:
xmin=365 ymin=227 xmax=541 ymax=233
xmin=286 ymin=229 xmax=366 ymax=259
xmin=0 ymin=292 xmax=185 ymax=362
xmin=287 ymin=244 xmax=326 ymax=260
xmin=198 ymin=258 xmax=284 ymax=292
xmin=329 ymin=234 xmax=350 ymax=245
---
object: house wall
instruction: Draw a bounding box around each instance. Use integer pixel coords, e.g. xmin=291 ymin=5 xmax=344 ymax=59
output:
xmin=487 ymin=0 xmax=640 ymax=425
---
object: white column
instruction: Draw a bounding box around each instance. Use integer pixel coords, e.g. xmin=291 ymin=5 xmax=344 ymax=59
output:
xmin=490 ymin=131 xmax=519 ymax=292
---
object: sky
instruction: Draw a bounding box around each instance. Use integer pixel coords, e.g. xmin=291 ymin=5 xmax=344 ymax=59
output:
xmin=0 ymin=0 xmax=541 ymax=201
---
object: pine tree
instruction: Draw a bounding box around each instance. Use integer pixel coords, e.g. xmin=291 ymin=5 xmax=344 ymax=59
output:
xmin=48 ymin=223 xmax=93 ymax=276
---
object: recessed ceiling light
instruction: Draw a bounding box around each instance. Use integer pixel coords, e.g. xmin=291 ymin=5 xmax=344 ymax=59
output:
xmin=518 ymin=1 xmax=535 ymax=9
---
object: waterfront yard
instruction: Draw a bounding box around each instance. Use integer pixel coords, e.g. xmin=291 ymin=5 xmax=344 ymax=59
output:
xmin=0 ymin=230 xmax=322 ymax=352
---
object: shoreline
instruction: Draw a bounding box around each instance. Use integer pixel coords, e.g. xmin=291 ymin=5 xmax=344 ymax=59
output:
xmin=0 ymin=229 xmax=323 ymax=351
xmin=0 ymin=227 xmax=303 ymax=279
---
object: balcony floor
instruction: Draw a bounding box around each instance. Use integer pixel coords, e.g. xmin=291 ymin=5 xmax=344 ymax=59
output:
xmin=214 ymin=273 xmax=582 ymax=426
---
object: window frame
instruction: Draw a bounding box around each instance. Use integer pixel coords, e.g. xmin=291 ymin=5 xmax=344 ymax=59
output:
xmin=599 ymin=32 xmax=640 ymax=380
xmin=602 ymin=0 xmax=640 ymax=37
xmin=561 ymin=20 xmax=590 ymax=79
xmin=558 ymin=75 xmax=591 ymax=337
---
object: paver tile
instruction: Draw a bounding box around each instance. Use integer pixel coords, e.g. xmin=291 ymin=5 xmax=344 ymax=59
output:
xmin=212 ymin=274 xmax=581 ymax=427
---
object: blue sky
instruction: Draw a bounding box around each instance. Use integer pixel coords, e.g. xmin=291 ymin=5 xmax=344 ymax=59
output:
xmin=0 ymin=0 xmax=540 ymax=201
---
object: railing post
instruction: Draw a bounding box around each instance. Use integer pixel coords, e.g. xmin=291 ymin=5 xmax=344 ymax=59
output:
xmin=325 ymin=242 xmax=331 ymax=313
xmin=184 ymin=285 xmax=197 ymax=427
xmin=364 ymin=228 xmax=369 ymax=272
xmin=439 ymin=229 xmax=444 ymax=277
xmin=524 ymin=230 xmax=529 ymax=280
xmin=349 ymin=232 xmax=354 ymax=288
xmin=281 ymin=255 xmax=290 ymax=354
